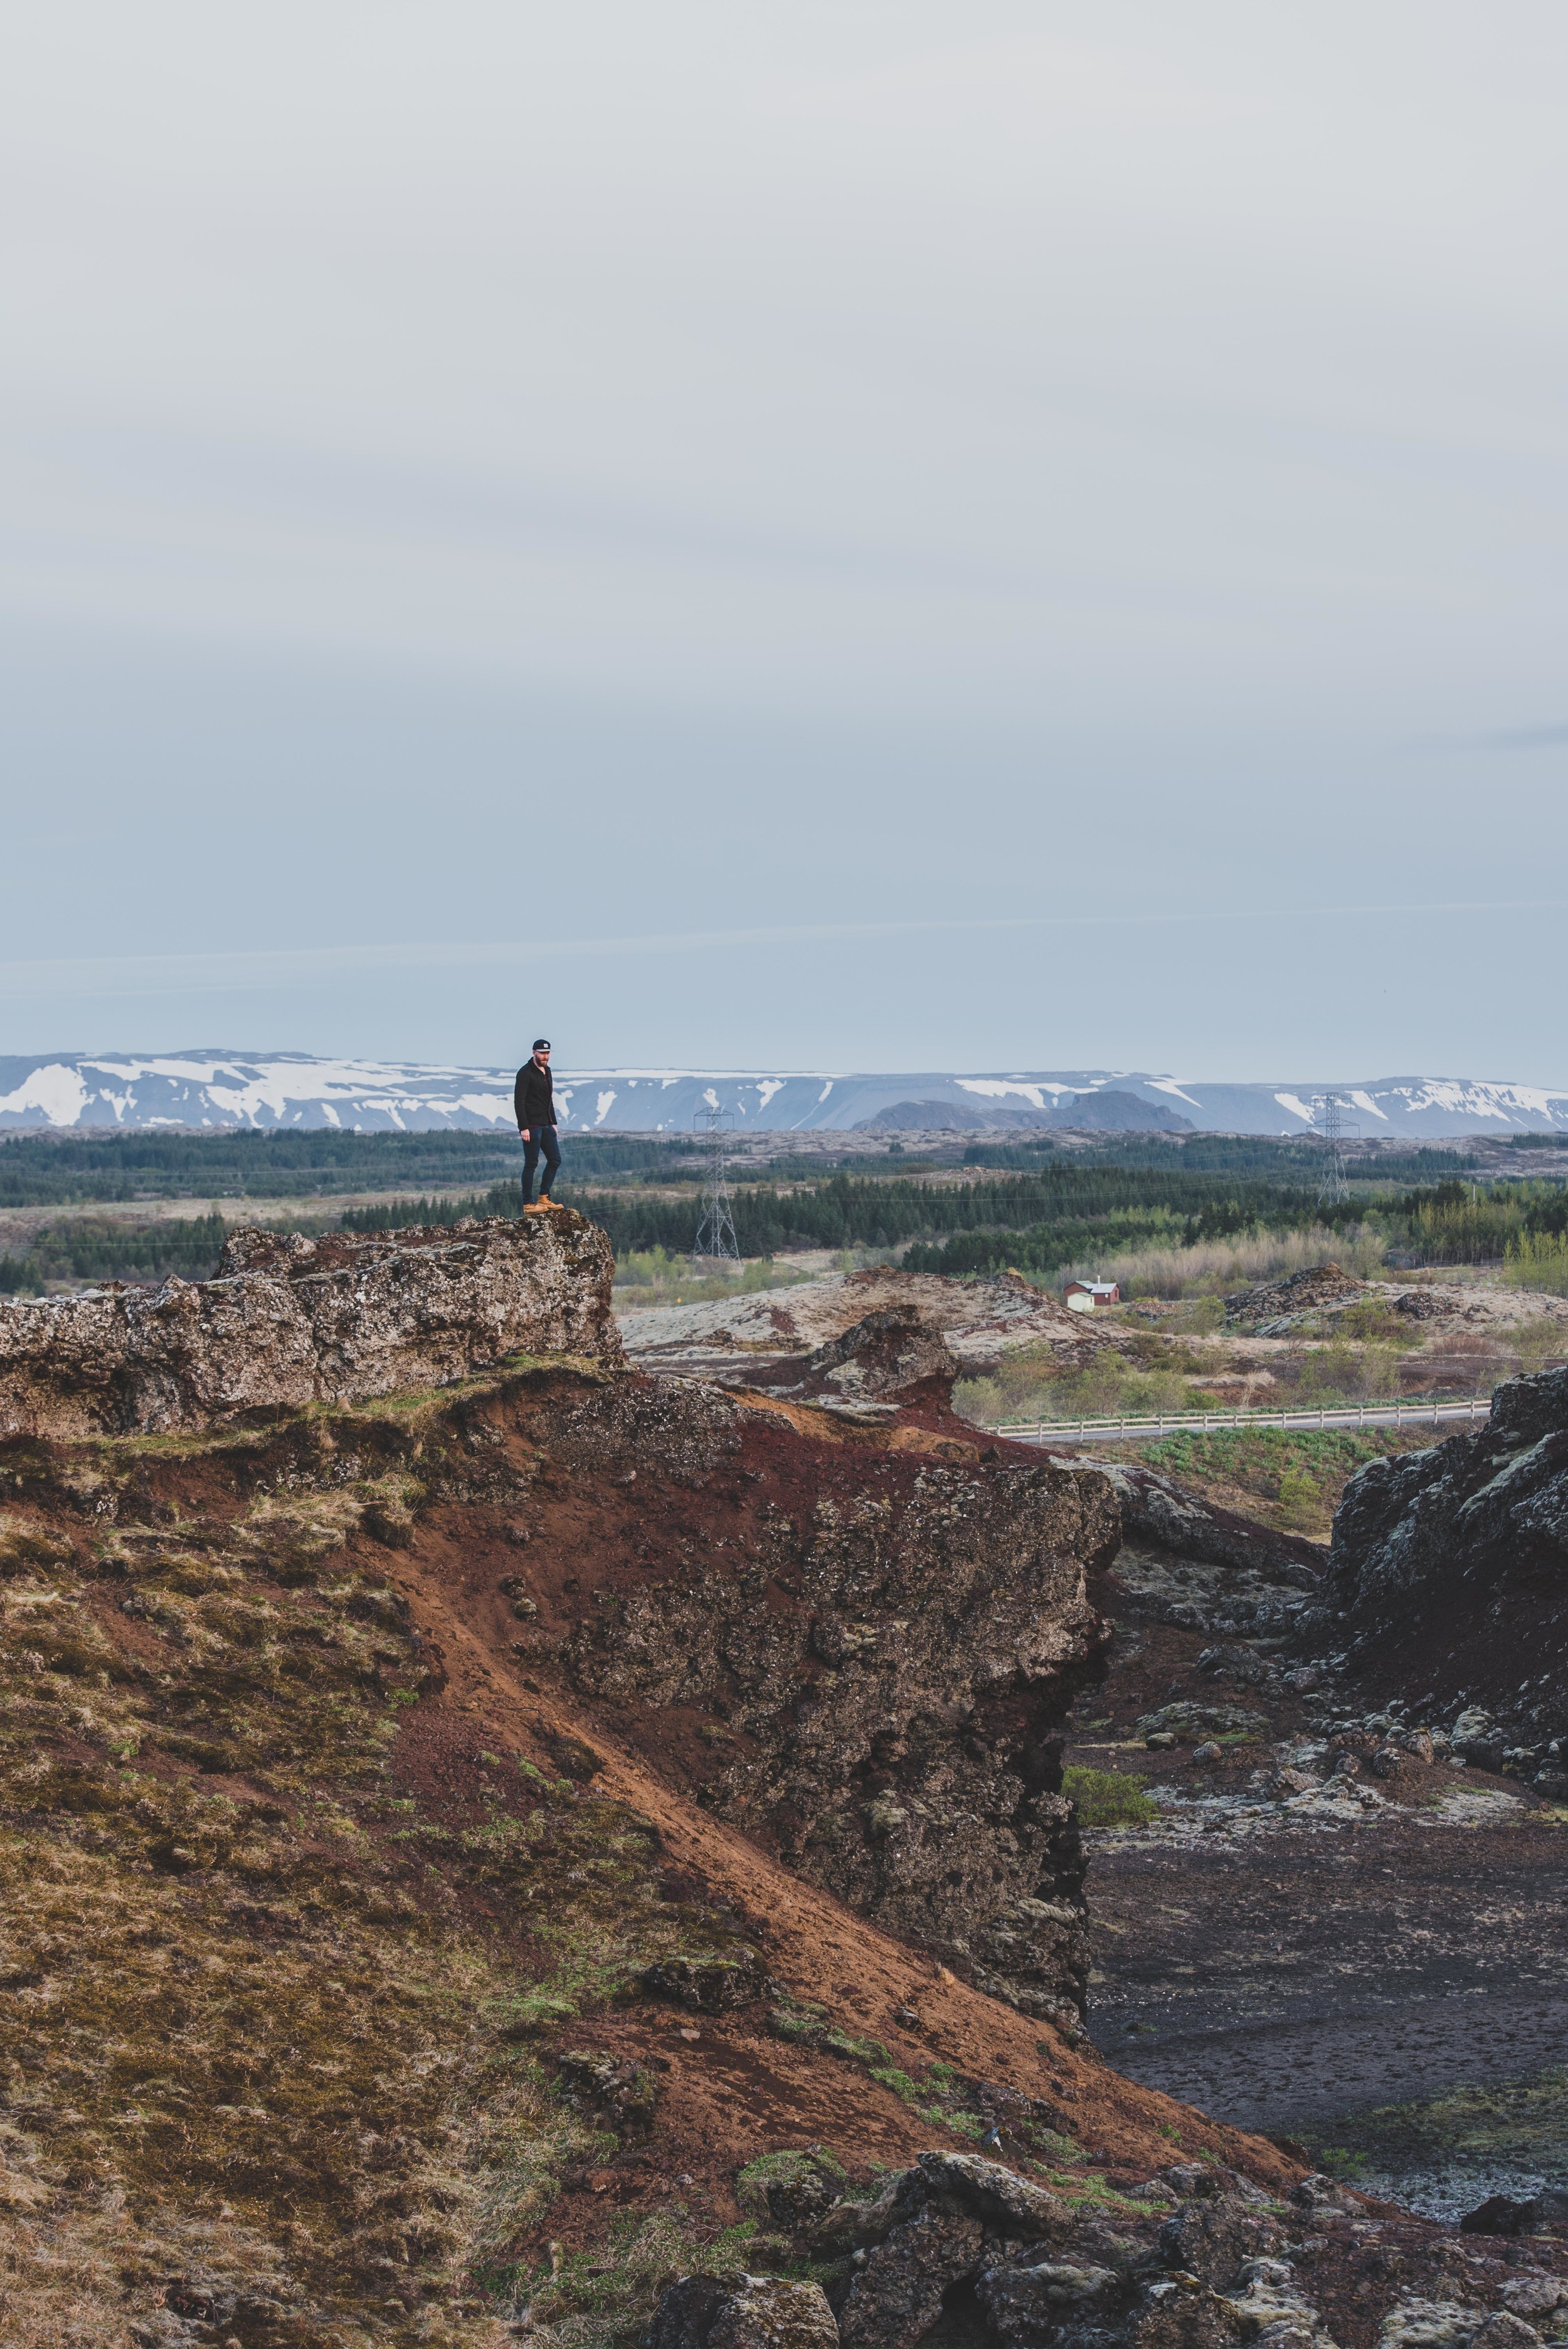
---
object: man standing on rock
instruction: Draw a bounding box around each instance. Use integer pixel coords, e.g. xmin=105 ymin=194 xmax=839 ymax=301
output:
xmin=514 ymin=1039 xmax=563 ymax=1213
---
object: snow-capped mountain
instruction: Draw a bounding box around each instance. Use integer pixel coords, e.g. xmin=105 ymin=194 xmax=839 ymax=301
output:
xmin=2 ymin=1053 xmax=1566 ymax=1137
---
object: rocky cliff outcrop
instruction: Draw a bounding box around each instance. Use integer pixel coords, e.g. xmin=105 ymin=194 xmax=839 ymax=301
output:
xmin=489 ymin=1372 xmax=1120 ymax=2020
xmin=1315 ymin=1363 xmax=1568 ymax=1768
xmin=0 ymin=1211 xmax=620 ymax=1440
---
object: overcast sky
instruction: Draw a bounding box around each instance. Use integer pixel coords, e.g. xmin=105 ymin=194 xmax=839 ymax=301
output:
xmin=3 ymin=2 xmax=1566 ymax=1079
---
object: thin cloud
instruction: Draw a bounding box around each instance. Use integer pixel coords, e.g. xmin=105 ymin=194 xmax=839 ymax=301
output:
xmin=1477 ymin=724 xmax=1568 ymax=748
xmin=6 ymin=897 xmax=1567 ymax=1002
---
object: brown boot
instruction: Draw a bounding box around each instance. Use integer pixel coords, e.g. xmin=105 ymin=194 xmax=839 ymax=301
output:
xmin=522 ymin=1201 xmax=548 ymax=1215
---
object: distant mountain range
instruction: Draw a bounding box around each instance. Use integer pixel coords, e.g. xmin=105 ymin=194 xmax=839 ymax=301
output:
xmin=3 ymin=1052 xmax=1567 ymax=1137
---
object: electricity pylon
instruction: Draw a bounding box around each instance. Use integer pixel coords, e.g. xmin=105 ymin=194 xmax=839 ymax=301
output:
xmin=1311 ymin=1093 xmax=1353 ymax=1209
xmin=692 ymin=1108 xmax=741 ymax=1271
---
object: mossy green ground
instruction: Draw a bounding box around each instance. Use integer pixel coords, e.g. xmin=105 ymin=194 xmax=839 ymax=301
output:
xmin=1306 ymin=2067 xmax=1568 ymax=2200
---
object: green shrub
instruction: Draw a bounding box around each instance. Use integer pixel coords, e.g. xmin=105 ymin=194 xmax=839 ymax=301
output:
xmin=1275 ymin=1467 xmax=1320 ymax=1528
xmin=1062 ymin=1766 xmax=1157 ymax=1828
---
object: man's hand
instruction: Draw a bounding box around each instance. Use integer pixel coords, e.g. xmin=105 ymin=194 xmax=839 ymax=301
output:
xmin=519 ymin=1127 xmax=530 ymax=1141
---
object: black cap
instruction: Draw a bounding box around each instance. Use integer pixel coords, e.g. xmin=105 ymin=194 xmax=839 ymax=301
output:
xmin=532 ymin=1038 xmax=551 ymax=1051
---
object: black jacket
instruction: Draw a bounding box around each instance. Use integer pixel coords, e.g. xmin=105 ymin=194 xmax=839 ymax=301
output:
xmin=514 ymin=1059 xmax=555 ymax=1130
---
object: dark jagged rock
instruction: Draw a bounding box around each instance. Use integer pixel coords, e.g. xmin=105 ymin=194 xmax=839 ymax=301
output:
xmin=1158 ymin=2193 xmax=1285 ymax=2284
xmin=1461 ymin=2191 xmax=1568 ymax=2237
xmin=0 ymin=1212 xmax=620 ymax=1439
xmin=837 ymin=2198 xmax=987 ymax=2349
xmin=1312 ymin=1364 xmax=1568 ymax=1736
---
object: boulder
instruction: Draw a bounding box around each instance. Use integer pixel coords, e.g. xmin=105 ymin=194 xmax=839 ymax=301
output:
xmin=977 ymin=2257 xmax=1121 ymax=2340
xmin=802 ymin=1307 xmax=965 ymax=1402
xmin=736 ymin=2148 xmax=847 ymax=2234
xmin=913 ymin=2151 xmax=1069 ymax=2239
xmin=710 ymin=2279 xmax=842 ymax=2349
xmin=1158 ymin=2196 xmax=1285 ymax=2288
xmin=1126 ymin=2279 xmax=1253 ymax=2349
xmin=642 ymin=1949 xmax=775 ymax=2013
xmin=1380 ymin=2302 xmax=1489 ymax=2349
xmin=1459 ymin=2193 xmax=1549 ymax=2237
xmin=1471 ymin=2320 xmax=1542 ymax=2349
xmin=647 ymin=2276 xmax=840 ymax=2349
xmin=1500 ymin=2279 xmax=1568 ymax=2318
xmin=837 ymin=2200 xmax=985 ymax=2349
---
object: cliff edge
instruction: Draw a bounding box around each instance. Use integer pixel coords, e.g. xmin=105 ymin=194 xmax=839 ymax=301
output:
xmin=0 ymin=1210 xmax=620 ymax=1440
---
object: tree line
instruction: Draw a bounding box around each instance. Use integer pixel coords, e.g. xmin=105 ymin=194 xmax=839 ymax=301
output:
xmin=0 ymin=1127 xmax=696 ymax=1207
xmin=0 ymin=1214 xmax=229 ymax=1295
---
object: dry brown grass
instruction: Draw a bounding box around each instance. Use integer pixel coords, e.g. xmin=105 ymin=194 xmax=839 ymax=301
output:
xmin=0 ymin=1416 xmax=748 ymax=2348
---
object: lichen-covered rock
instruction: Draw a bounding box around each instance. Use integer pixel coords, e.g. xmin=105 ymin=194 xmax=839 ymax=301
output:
xmin=736 ymin=2147 xmax=848 ymax=2234
xmin=1126 ymin=2280 xmax=1253 ymax=2349
xmin=976 ymin=2255 xmax=1121 ymax=2340
xmin=1380 ymin=2302 xmax=1498 ymax=2349
xmin=0 ymin=1212 xmax=620 ymax=1438
xmin=1470 ymin=2315 xmax=1543 ymax=2349
xmin=837 ymin=2200 xmax=986 ymax=2349
xmin=913 ymin=2151 xmax=1068 ymax=2240
xmin=812 ymin=2156 xmax=1303 ymax=2349
xmin=1158 ymin=2195 xmax=1286 ymax=2289
xmin=645 ymin=2274 xmax=839 ymax=2349
xmin=709 ymin=2277 xmax=842 ymax=2349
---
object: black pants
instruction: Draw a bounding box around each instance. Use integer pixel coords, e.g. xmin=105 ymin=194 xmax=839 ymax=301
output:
xmin=521 ymin=1125 xmax=561 ymax=1202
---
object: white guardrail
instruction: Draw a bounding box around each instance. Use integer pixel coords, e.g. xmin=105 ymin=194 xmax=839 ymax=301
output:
xmin=988 ymin=1393 xmax=1497 ymax=1445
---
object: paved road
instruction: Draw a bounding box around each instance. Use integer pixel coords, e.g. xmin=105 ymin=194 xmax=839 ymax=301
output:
xmin=995 ymin=1397 xmax=1491 ymax=1447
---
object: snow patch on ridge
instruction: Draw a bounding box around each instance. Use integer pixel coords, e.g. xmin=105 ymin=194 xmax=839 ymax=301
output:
xmin=0 ymin=1064 xmax=90 ymax=1126
xmin=1145 ymin=1077 xmax=1204 ymax=1108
